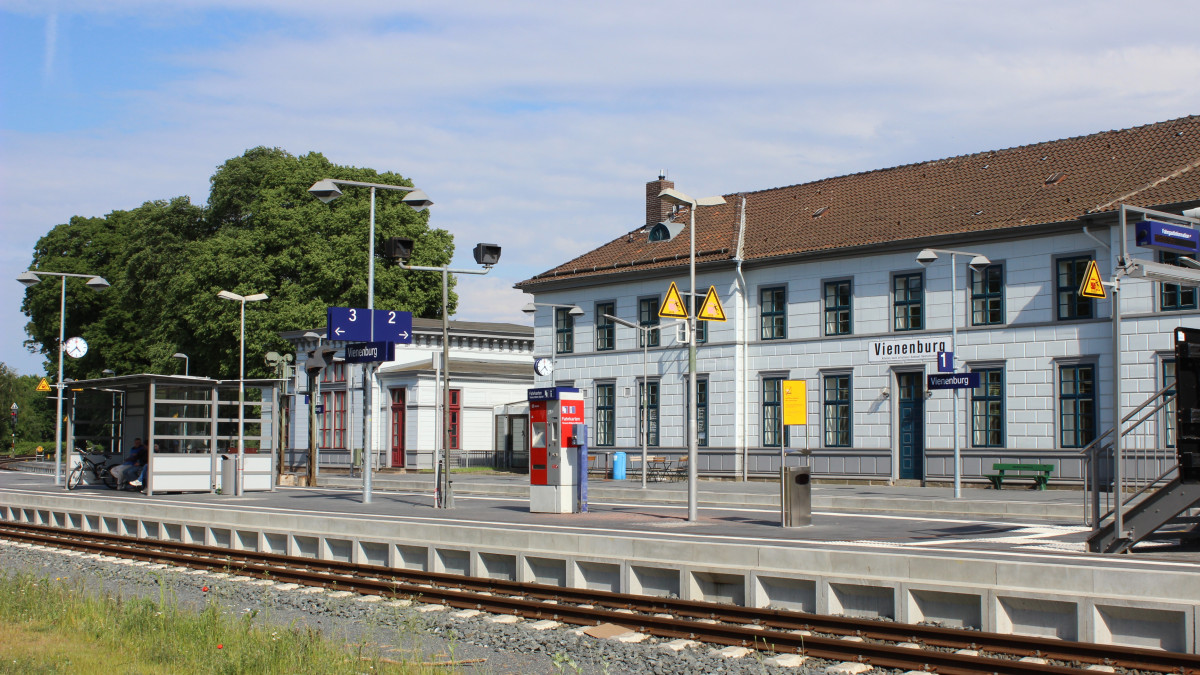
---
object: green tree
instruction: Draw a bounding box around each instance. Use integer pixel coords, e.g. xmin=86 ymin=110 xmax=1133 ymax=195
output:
xmin=19 ymin=147 xmax=454 ymax=380
xmin=0 ymin=362 xmax=55 ymax=449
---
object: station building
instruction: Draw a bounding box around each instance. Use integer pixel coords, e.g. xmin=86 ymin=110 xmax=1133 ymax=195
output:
xmin=516 ymin=116 xmax=1200 ymax=485
xmin=282 ymin=318 xmax=533 ymax=472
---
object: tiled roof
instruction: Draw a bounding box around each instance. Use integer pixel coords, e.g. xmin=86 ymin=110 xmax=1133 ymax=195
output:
xmin=518 ymin=116 xmax=1200 ymax=288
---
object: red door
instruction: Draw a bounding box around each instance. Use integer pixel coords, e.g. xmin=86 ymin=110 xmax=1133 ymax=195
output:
xmin=390 ymin=388 xmax=406 ymax=468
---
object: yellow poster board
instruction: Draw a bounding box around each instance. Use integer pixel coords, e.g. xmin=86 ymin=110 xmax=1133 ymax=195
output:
xmin=1079 ymin=259 xmax=1107 ymax=299
xmin=782 ymin=380 xmax=807 ymax=426
xmin=658 ymin=281 xmax=689 ymax=319
xmin=697 ymin=285 xmax=727 ymax=322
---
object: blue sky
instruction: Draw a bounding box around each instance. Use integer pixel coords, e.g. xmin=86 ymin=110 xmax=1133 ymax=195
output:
xmin=3 ymin=0 xmax=1200 ymax=376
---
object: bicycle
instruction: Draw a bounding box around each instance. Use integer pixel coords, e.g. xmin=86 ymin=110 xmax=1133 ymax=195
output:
xmin=66 ymin=451 xmax=119 ymax=490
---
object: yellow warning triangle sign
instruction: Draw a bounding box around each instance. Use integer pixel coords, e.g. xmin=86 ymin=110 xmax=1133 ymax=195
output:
xmin=658 ymin=282 xmax=689 ymax=319
xmin=1079 ymin=259 xmax=1107 ymax=299
xmin=697 ymin=285 xmax=727 ymax=322
xmin=36 ymin=378 xmax=51 ymax=393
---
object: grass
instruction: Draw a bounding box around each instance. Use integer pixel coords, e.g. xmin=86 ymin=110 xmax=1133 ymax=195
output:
xmin=0 ymin=572 xmax=448 ymax=674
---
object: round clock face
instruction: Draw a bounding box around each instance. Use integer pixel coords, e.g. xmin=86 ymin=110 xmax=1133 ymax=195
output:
xmin=65 ymin=336 xmax=88 ymax=359
xmin=534 ymin=358 xmax=553 ymax=376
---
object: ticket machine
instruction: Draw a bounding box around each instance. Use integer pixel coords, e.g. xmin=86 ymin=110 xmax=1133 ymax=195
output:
xmin=528 ymin=386 xmax=584 ymax=513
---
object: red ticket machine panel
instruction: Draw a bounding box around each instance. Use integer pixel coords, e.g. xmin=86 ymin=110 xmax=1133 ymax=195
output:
xmin=529 ymin=400 xmax=548 ymax=486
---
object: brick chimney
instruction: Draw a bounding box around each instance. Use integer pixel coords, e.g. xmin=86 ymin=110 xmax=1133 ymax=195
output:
xmin=646 ymin=172 xmax=674 ymax=226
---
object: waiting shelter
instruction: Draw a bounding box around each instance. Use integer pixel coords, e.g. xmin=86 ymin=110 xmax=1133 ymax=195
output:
xmin=64 ymin=374 xmax=280 ymax=496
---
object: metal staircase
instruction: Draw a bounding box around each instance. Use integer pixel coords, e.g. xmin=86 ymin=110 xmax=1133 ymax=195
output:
xmin=1086 ymin=327 xmax=1200 ymax=553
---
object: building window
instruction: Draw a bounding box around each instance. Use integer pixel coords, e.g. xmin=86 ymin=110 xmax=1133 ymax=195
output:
xmin=321 ymin=361 xmax=346 ymax=383
xmin=970 ymin=264 xmax=1005 ymax=326
xmin=319 ymin=391 xmax=346 ymax=449
xmin=638 ymin=380 xmax=659 ymax=447
xmin=686 ymin=379 xmax=709 ymax=447
xmin=690 ymin=294 xmax=708 ymax=344
xmin=595 ymin=383 xmax=615 ymax=447
xmin=447 ymin=389 xmax=462 ymax=450
xmin=971 ymin=368 xmax=1004 ymax=447
xmin=1059 ymin=364 xmax=1096 ymax=448
xmin=1164 ymin=359 xmax=1177 ymax=448
xmin=893 ymin=273 xmax=924 ymax=331
xmin=1056 ymin=255 xmax=1095 ymax=320
xmin=824 ymin=280 xmax=852 ymax=336
xmin=638 ymin=297 xmax=660 ymax=347
xmin=823 ymin=374 xmax=851 ymax=447
xmin=760 ymin=287 xmax=787 ymax=340
xmin=595 ymin=302 xmax=615 ymax=351
xmin=762 ymin=377 xmax=788 ymax=447
xmin=555 ymin=308 xmax=574 ymax=355
xmin=1160 ymin=252 xmax=1198 ymax=311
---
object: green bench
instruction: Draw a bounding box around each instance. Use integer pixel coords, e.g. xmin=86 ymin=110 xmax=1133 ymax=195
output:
xmin=986 ymin=463 xmax=1054 ymax=490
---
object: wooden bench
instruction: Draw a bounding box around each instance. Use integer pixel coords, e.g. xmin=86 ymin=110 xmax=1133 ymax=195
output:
xmin=986 ymin=463 xmax=1054 ymax=490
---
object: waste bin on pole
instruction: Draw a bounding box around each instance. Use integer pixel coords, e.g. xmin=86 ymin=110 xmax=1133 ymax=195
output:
xmin=220 ymin=454 xmax=237 ymax=496
xmin=781 ymin=466 xmax=811 ymax=527
xmin=612 ymin=452 xmax=627 ymax=480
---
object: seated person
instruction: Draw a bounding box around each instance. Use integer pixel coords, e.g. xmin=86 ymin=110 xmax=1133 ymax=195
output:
xmin=111 ymin=438 xmax=147 ymax=490
xmin=129 ymin=443 xmax=158 ymax=489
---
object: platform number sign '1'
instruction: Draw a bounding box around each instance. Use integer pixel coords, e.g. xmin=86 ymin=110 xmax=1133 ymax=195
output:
xmin=937 ymin=351 xmax=954 ymax=373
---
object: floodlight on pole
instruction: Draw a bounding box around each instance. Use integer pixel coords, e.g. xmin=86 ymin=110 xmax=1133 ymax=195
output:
xmin=217 ymin=289 xmax=268 ymax=496
xmin=16 ymin=269 xmax=110 ymax=486
xmin=399 ymin=244 xmax=501 ymax=509
xmin=172 ymin=353 xmax=189 ymax=377
xmin=914 ymin=247 xmax=990 ymax=499
xmin=658 ymin=186 xmax=725 ymax=523
xmin=309 ymin=178 xmax=433 ymax=505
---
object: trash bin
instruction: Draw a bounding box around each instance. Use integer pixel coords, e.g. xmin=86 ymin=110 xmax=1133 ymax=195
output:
xmin=781 ymin=466 xmax=811 ymax=527
xmin=220 ymin=454 xmax=238 ymax=495
xmin=612 ymin=452 xmax=627 ymax=480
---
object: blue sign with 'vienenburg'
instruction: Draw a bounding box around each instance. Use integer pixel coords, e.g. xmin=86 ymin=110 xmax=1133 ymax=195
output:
xmin=927 ymin=373 xmax=981 ymax=390
xmin=344 ymin=341 xmax=396 ymax=364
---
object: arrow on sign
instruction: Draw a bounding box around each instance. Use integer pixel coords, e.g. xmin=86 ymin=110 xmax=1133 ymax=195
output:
xmin=334 ymin=327 xmax=346 ymax=337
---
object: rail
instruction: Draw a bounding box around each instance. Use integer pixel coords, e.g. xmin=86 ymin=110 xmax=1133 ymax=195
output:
xmin=2 ymin=520 xmax=1197 ymax=673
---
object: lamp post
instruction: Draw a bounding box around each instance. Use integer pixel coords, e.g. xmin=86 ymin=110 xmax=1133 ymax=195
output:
xmin=217 ymin=289 xmax=268 ymax=496
xmin=915 ymin=248 xmax=991 ymax=499
xmin=173 ymin=353 xmax=189 ymax=376
xmin=389 ymin=238 xmax=501 ymax=508
xmin=658 ymin=187 xmax=725 ymax=523
xmin=309 ymin=178 xmax=432 ymax=505
xmin=522 ymin=302 xmax=584 ymax=380
xmin=17 ymin=270 xmax=110 ymax=486
xmin=602 ymin=313 xmax=676 ymax=489
xmin=9 ymin=403 xmax=17 ymax=455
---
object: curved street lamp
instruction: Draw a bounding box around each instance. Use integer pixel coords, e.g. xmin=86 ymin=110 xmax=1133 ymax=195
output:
xmin=915 ymin=247 xmax=991 ymax=499
xmin=172 ymin=352 xmax=190 ymax=377
xmin=17 ymin=270 xmax=110 ymax=486
xmin=522 ymin=302 xmax=584 ymax=380
xmin=217 ymin=289 xmax=268 ymax=496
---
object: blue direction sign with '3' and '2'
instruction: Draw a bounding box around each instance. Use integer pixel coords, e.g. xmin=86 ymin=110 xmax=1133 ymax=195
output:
xmin=326 ymin=307 xmax=413 ymax=344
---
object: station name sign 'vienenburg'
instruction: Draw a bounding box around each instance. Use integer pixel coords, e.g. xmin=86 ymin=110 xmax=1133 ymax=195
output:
xmin=867 ymin=337 xmax=950 ymax=363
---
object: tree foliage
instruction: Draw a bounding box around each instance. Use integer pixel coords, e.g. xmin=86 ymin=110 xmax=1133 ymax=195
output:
xmin=20 ymin=148 xmax=455 ymax=380
xmin=0 ymin=362 xmax=55 ymax=446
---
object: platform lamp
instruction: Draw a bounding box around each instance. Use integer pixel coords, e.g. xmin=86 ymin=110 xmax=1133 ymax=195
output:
xmin=17 ymin=269 xmax=110 ymax=486
xmin=915 ymin=248 xmax=990 ymax=499
xmin=9 ymin=403 xmax=16 ymax=456
xmin=658 ymin=187 xmax=726 ymax=523
xmin=309 ymin=178 xmax=432 ymax=506
xmin=217 ymin=289 xmax=269 ymax=496
xmin=387 ymin=237 xmax=501 ymax=509
xmin=172 ymin=353 xmax=189 ymax=377
xmin=602 ymin=313 xmax=674 ymax=489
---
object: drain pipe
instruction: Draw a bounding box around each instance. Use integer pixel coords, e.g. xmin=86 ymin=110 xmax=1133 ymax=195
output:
xmin=734 ymin=195 xmax=749 ymax=481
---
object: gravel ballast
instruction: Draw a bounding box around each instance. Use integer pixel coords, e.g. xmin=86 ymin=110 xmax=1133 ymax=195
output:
xmin=0 ymin=537 xmax=873 ymax=674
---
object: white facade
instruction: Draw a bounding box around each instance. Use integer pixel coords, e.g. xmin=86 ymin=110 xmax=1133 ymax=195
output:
xmin=284 ymin=319 xmax=534 ymax=471
xmin=527 ymin=219 xmax=1200 ymax=485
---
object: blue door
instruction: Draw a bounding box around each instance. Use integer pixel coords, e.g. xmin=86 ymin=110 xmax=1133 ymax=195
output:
xmin=897 ymin=372 xmax=924 ymax=480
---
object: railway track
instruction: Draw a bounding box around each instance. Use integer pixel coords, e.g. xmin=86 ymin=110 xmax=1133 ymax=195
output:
xmin=1 ymin=520 xmax=1196 ymax=675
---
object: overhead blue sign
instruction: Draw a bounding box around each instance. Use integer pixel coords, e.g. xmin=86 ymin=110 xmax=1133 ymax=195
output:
xmin=344 ymin=341 xmax=396 ymax=364
xmin=327 ymin=307 xmax=413 ymax=344
xmin=1135 ymin=220 xmax=1199 ymax=255
xmin=527 ymin=386 xmax=580 ymax=401
xmin=927 ymin=373 xmax=981 ymax=390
